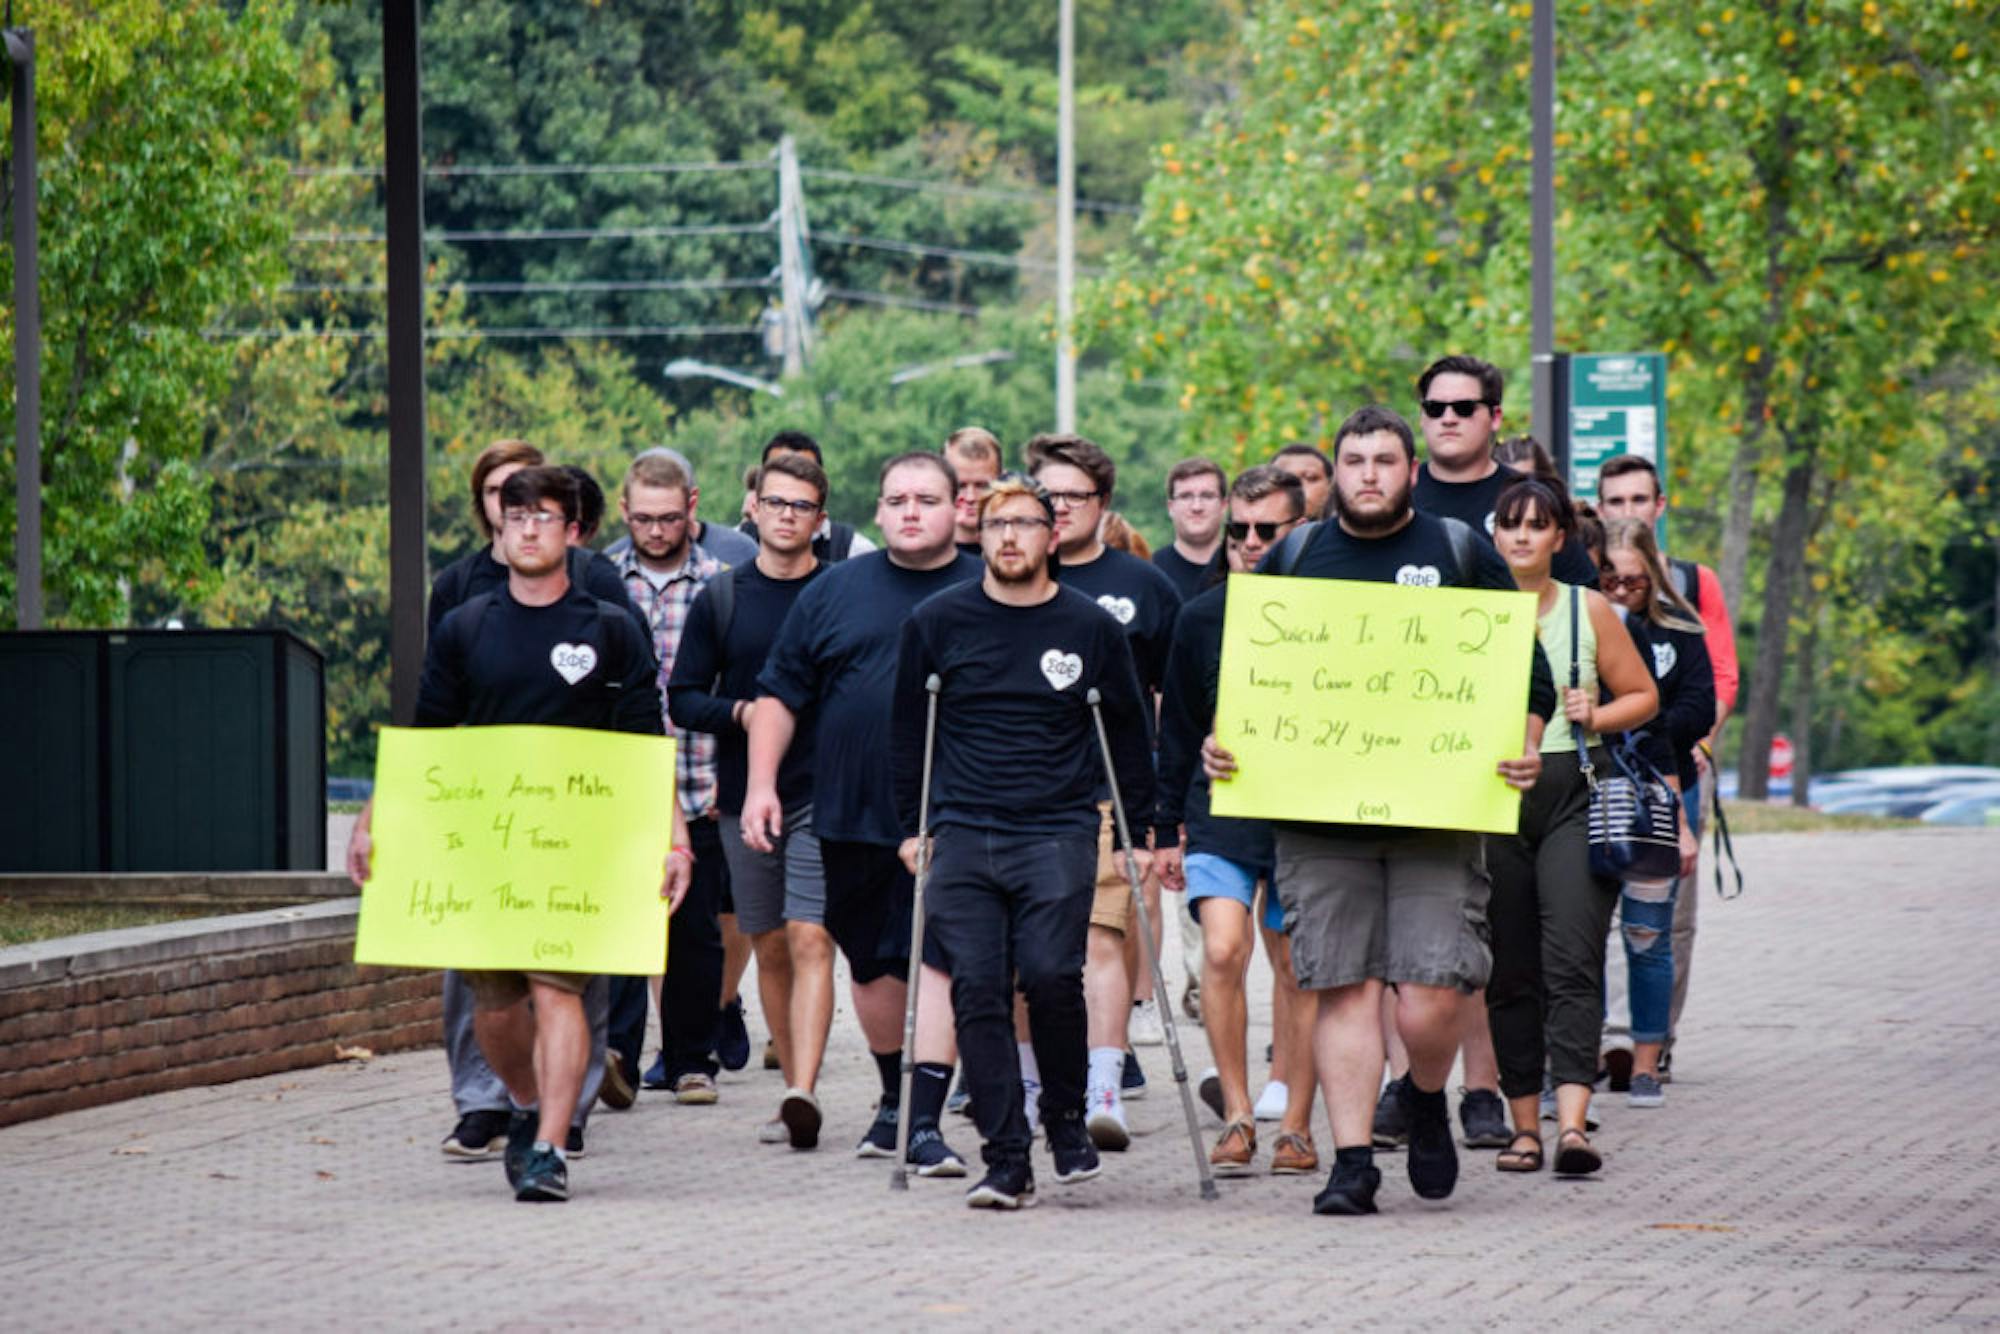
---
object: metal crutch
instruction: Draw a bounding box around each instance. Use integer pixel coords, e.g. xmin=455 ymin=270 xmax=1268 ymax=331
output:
xmin=1086 ymin=687 xmax=1219 ymax=1202
xmin=891 ymin=673 xmax=943 ymax=1190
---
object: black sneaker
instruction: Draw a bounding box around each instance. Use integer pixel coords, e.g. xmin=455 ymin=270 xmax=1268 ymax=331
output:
xmin=1603 ymin=1046 xmax=1634 ymax=1092
xmin=965 ymin=1159 xmax=1037 ymax=1210
xmin=441 ymin=1109 xmax=511 ymax=1160
xmin=906 ymin=1126 xmax=968 ymax=1178
xmin=598 ymin=1050 xmax=636 ymax=1111
xmin=1458 ymin=1087 xmax=1510 ymax=1149
xmin=503 ymin=1109 xmax=537 ymax=1189
xmin=1371 ymin=1075 xmax=1410 ymax=1149
xmin=1402 ymin=1080 xmax=1458 ymax=1200
xmin=946 ymin=1073 xmax=972 ymax=1118
xmin=854 ymin=1101 xmax=900 ymax=1158
xmin=513 ymin=1143 xmax=569 ymax=1202
xmin=1121 ymin=1049 xmax=1148 ymax=1101
xmin=715 ymin=996 xmax=751 ymax=1072
xmin=565 ymin=1125 xmax=586 ymax=1159
xmin=1312 ymin=1157 xmax=1382 ymax=1215
xmin=1046 ymin=1111 xmax=1102 ymax=1184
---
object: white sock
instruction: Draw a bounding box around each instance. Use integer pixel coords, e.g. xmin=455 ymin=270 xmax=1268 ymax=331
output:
xmin=1088 ymin=1046 xmax=1124 ymax=1097
xmin=1017 ymin=1041 xmax=1041 ymax=1087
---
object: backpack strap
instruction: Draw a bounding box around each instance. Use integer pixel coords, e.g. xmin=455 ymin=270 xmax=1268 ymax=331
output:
xmin=1704 ymin=750 xmax=1745 ymax=899
xmin=826 ymin=521 xmax=856 ymax=563
xmin=1270 ymin=520 xmax=1319 ymax=577
xmin=1439 ymin=516 xmax=1479 ymax=586
xmin=706 ymin=565 xmax=739 ymax=654
xmin=1671 ymin=557 xmax=1701 ymax=611
xmin=455 ymin=590 xmax=499 ymax=656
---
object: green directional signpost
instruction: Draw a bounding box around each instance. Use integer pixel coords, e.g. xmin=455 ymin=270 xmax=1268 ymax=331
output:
xmin=1565 ymin=352 xmax=1668 ymax=516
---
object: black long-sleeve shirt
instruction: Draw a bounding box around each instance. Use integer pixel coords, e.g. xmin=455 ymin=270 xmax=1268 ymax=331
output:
xmin=666 ymin=562 xmax=824 ymax=814
xmin=1054 ymin=546 xmax=1183 ymax=693
xmin=1155 ymin=584 xmax=1274 ymax=873
xmin=893 ymin=581 xmax=1156 ymax=843
xmin=1414 ymin=461 xmax=1600 ymax=589
xmin=416 ymin=581 xmax=663 ymax=735
xmin=1621 ymin=613 xmax=1716 ymax=791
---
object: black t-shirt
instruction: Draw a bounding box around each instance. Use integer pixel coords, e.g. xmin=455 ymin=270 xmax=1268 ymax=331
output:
xmin=429 ymin=545 xmax=646 ymax=640
xmin=417 ymin=581 xmax=664 ymax=734
xmin=894 ymin=581 xmax=1155 ymax=842
xmin=758 ymin=550 xmax=984 ymax=845
xmin=1156 ymin=585 xmax=1273 ymax=873
xmin=1414 ymin=461 xmax=1600 ymax=588
xmin=1055 ymin=546 xmax=1183 ymax=692
xmin=666 ymin=562 xmax=825 ymax=814
xmin=1620 ymin=613 xmax=1716 ymax=791
xmin=1152 ymin=545 xmax=1216 ymax=603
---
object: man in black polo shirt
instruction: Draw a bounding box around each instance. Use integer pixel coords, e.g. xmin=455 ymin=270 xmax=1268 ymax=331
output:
xmin=348 ymin=466 xmax=692 ymax=1202
xmin=743 ymin=451 xmax=981 ymax=1159
xmin=894 ymin=473 xmax=1156 ymax=1208
xmin=1207 ymin=406 xmax=1551 ymax=1217
xmin=1027 ymin=433 xmax=1181 ymax=1148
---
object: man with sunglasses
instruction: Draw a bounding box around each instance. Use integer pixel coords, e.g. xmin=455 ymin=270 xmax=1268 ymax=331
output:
xmin=1412 ymin=355 xmax=1597 ymax=588
xmin=612 ymin=450 xmax=734 ymax=1108
xmin=1025 ymin=433 xmax=1182 ymax=1148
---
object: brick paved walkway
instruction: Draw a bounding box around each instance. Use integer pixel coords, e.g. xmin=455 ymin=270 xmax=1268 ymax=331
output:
xmin=5 ymin=828 xmax=1998 ymax=1330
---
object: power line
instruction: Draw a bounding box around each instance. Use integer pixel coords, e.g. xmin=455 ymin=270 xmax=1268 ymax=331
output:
xmin=816 ymin=230 xmax=1107 ymax=277
xmin=277 ymin=277 xmax=772 ymax=295
xmin=292 ymin=160 xmax=766 ymax=179
xmin=205 ymin=323 xmax=762 ymax=341
xmin=800 ymin=165 xmax=1140 ymax=216
xmin=293 ymin=221 xmax=772 ymax=244
xmin=824 ymin=288 xmax=981 ymax=316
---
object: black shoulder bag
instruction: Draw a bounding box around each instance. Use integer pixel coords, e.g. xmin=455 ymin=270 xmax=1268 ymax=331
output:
xmin=1573 ymin=586 xmax=1681 ymax=880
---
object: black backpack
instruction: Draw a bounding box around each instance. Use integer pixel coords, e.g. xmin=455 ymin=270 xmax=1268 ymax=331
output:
xmin=1266 ymin=515 xmax=1480 ymax=583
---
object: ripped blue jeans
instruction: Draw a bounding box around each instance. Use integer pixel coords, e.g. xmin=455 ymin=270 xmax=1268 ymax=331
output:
xmin=1619 ymin=873 xmax=1679 ymax=1044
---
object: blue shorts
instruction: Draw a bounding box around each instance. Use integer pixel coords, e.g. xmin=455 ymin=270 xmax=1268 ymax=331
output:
xmin=1185 ymin=852 xmax=1284 ymax=933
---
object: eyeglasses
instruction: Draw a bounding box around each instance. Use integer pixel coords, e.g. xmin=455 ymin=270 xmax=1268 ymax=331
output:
xmin=1226 ymin=520 xmax=1287 ymax=542
xmin=758 ymin=495 xmax=821 ymax=517
xmin=1171 ymin=490 xmax=1221 ymax=506
xmin=1421 ymin=398 xmax=1492 ymax=419
xmin=502 ymin=508 xmax=567 ymax=530
xmin=980 ymin=515 xmax=1054 ymax=534
xmin=1599 ymin=572 xmax=1652 ymax=593
xmin=626 ymin=511 xmax=687 ymax=530
xmin=1044 ymin=488 xmax=1100 ymax=507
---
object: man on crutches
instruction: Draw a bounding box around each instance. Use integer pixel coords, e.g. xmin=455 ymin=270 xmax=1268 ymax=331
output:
xmin=893 ymin=474 xmax=1158 ymax=1209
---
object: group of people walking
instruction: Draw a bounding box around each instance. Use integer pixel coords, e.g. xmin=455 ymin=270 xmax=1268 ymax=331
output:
xmin=346 ymin=352 xmax=1736 ymax=1212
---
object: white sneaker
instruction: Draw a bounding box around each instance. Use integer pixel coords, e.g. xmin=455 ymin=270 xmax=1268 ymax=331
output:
xmin=1085 ymin=1086 xmax=1130 ymax=1151
xmin=757 ymin=1117 xmax=787 ymax=1145
xmin=1022 ymin=1075 xmax=1043 ymax=1133
xmin=1129 ymin=997 xmax=1165 ymax=1047
xmin=1253 ymin=1080 xmax=1289 ymax=1122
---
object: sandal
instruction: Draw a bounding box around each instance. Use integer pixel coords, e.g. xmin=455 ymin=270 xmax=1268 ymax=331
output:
xmin=1495 ymin=1131 xmax=1543 ymax=1173
xmin=1553 ymin=1127 xmax=1602 ymax=1176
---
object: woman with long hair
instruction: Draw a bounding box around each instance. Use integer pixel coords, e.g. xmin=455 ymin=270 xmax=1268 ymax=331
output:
xmin=1597 ymin=518 xmax=1714 ymax=1109
xmin=1484 ymin=479 xmax=1658 ymax=1176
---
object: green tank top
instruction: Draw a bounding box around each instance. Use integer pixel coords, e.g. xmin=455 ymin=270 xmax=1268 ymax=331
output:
xmin=1537 ymin=583 xmax=1596 ymax=754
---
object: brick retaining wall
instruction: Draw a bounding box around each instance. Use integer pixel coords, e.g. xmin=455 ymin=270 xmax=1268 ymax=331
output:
xmin=0 ymin=900 xmax=439 ymax=1127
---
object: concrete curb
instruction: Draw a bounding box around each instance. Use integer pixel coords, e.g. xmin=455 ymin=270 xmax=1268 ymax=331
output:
xmin=0 ymin=898 xmax=361 ymax=991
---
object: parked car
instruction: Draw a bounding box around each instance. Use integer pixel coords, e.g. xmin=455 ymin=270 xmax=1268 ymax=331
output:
xmin=1817 ymin=789 xmax=1957 ymax=820
xmin=1918 ymin=785 xmax=2000 ymax=827
xmin=327 ymin=777 xmax=374 ymax=804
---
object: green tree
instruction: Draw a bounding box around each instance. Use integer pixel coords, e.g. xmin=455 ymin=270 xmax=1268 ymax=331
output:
xmin=0 ymin=0 xmax=300 ymax=626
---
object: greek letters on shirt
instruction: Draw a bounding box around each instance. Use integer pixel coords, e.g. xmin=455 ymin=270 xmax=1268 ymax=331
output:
xmin=1395 ymin=564 xmax=1443 ymax=588
xmin=549 ymin=642 xmax=598 ymax=685
xmin=1040 ymin=649 xmax=1084 ymax=691
xmin=1095 ymin=594 xmax=1137 ymax=625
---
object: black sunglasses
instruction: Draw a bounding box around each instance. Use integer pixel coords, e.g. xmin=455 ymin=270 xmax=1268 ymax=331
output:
xmin=1226 ymin=520 xmax=1286 ymax=542
xmin=1421 ymin=398 xmax=1492 ymax=419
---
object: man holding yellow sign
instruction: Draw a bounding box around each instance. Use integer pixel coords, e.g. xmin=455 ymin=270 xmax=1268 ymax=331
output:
xmin=349 ymin=466 xmax=692 ymax=1204
xmin=1203 ymin=407 xmax=1553 ymax=1218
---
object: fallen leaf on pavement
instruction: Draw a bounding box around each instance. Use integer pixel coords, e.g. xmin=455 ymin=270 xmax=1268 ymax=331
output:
xmin=315 ymin=1171 xmax=336 ymax=1181
xmin=1649 ymin=1222 xmax=1737 ymax=1233
xmin=111 ymin=1145 xmax=149 ymax=1156
xmin=334 ymin=1045 xmax=375 ymax=1062
xmin=308 ymin=1136 xmax=336 ymax=1146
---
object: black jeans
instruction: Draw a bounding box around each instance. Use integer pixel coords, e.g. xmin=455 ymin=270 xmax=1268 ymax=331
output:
xmin=924 ymin=826 xmax=1096 ymax=1168
xmin=1484 ymin=749 xmax=1619 ymax=1097
xmin=656 ymin=813 xmax=727 ymax=1081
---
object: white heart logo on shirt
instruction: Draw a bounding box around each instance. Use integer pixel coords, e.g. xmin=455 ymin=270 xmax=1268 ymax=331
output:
xmin=550 ymin=642 xmax=598 ymax=685
xmin=1484 ymin=511 xmax=1497 ymax=535
xmin=1040 ymin=649 xmax=1084 ymax=691
xmin=1096 ymin=594 xmax=1138 ymax=625
xmin=1652 ymin=641 xmax=1678 ymax=678
xmin=1395 ymin=564 xmax=1442 ymax=588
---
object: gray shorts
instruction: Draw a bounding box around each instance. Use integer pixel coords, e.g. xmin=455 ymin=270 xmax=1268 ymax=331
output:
xmin=1272 ymin=827 xmax=1491 ymax=993
xmin=720 ymin=804 xmax=826 ymax=936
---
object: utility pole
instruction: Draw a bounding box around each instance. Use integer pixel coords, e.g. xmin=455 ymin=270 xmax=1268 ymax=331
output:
xmin=7 ymin=23 xmax=40 ymax=628
xmin=1055 ymin=0 xmax=1076 ymax=433
xmin=776 ymin=136 xmax=814 ymax=377
xmin=383 ymin=0 xmax=428 ymax=725
xmin=1529 ymin=0 xmax=1557 ymax=453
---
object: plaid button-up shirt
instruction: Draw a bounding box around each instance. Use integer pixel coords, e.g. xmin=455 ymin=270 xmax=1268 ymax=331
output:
xmin=615 ymin=538 xmax=729 ymax=817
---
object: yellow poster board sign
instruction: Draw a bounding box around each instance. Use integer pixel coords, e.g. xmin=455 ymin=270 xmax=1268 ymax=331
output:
xmin=1211 ymin=574 xmax=1538 ymax=834
xmin=354 ymin=725 xmax=677 ymax=973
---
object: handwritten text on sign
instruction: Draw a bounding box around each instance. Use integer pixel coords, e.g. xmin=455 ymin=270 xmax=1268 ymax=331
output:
xmin=354 ymin=725 xmax=677 ymax=973
xmin=1211 ymin=574 xmax=1537 ymax=833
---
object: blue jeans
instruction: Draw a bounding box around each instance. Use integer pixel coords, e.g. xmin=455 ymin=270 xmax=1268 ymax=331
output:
xmin=924 ymin=826 xmax=1096 ymax=1168
xmin=1619 ymin=873 xmax=1678 ymax=1044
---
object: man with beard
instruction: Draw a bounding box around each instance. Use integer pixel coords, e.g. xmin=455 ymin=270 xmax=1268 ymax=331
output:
xmin=741 ymin=452 xmax=978 ymax=1170
xmin=1206 ymin=406 xmax=1552 ymax=1216
xmin=893 ymin=473 xmax=1156 ymax=1208
xmin=349 ymin=466 xmax=693 ymax=1202
xmin=1026 ymin=434 xmax=1182 ymax=1149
